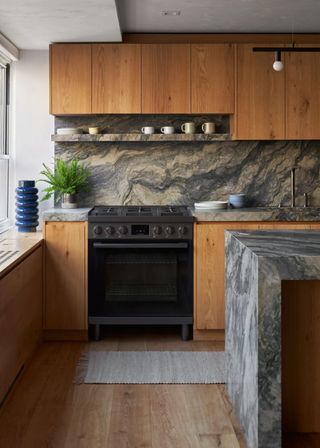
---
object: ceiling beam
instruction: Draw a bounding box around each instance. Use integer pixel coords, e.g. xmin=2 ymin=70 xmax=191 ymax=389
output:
xmin=123 ymin=33 xmax=320 ymax=44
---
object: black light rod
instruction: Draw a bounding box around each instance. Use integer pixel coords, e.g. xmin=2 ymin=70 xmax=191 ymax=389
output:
xmin=253 ymin=47 xmax=320 ymax=52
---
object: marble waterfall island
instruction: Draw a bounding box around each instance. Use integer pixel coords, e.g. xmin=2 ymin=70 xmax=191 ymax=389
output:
xmin=225 ymin=230 xmax=320 ymax=448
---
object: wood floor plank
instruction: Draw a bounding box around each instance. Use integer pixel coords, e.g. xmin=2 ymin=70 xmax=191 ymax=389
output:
xmin=150 ymin=385 xmax=200 ymax=448
xmin=57 ymin=384 xmax=114 ymax=448
xmin=107 ymin=385 xmax=152 ymax=448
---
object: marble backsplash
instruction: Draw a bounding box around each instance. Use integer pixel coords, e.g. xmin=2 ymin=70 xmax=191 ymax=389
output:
xmin=55 ymin=116 xmax=320 ymax=207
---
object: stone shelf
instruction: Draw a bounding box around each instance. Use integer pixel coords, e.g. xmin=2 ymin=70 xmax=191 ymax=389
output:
xmin=51 ymin=133 xmax=230 ymax=142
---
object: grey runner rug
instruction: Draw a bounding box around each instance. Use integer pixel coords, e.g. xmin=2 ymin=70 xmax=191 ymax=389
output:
xmin=75 ymin=351 xmax=226 ymax=384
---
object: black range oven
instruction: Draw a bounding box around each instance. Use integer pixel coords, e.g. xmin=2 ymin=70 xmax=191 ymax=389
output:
xmin=88 ymin=206 xmax=194 ymax=340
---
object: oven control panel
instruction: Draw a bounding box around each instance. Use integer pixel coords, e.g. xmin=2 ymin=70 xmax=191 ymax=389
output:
xmin=89 ymin=223 xmax=193 ymax=240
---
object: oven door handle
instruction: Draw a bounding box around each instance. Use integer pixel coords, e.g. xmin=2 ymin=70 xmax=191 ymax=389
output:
xmin=93 ymin=242 xmax=189 ymax=249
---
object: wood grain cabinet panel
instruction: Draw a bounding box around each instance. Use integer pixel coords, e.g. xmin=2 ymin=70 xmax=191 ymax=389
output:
xmin=235 ymin=44 xmax=285 ymax=140
xmin=194 ymin=222 xmax=258 ymax=330
xmin=191 ymin=44 xmax=234 ymax=113
xmin=50 ymin=44 xmax=92 ymax=114
xmin=286 ymin=45 xmax=320 ymax=139
xmin=195 ymin=221 xmax=315 ymax=333
xmin=92 ymin=44 xmax=142 ymax=113
xmin=44 ymin=222 xmax=87 ymax=330
xmin=0 ymin=247 xmax=42 ymax=402
xmin=141 ymin=44 xmax=190 ymax=113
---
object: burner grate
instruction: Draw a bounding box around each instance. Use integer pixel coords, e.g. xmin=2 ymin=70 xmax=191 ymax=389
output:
xmin=160 ymin=206 xmax=184 ymax=217
xmin=125 ymin=207 xmax=153 ymax=217
xmin=92 ymin=207 xmax=119 ymax=216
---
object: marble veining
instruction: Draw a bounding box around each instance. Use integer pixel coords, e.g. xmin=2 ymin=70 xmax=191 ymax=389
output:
xmin=192 ymin=206 xmax=320 ymax=222
xmin=54 ymin=116 xmax=320 ymax=208
xmin=52 ymin=133 xmax=229 ymax=142
xmin=225 ymin=230 xmax=320 ymax=448
xmin=42 ymin=208 xmax=92 ymax=222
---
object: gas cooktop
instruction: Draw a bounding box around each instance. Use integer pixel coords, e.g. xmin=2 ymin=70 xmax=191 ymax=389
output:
xmin=89 ymin=206 xmax=193 ymax=222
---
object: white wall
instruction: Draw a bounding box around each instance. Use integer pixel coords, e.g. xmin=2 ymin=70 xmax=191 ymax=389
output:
xmin=9 ymin=50 xmax=54 ymax=227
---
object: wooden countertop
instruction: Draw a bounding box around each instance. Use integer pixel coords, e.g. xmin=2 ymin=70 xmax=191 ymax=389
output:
xmin=0 ymin=229 xmax=43 ymax=278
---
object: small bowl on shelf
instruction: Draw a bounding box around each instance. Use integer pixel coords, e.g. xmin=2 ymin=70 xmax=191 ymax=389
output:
xmin=57 ymin=128 xmax=83 ymax=135
xmin=229 ymin=194 xmax=247 ymax=209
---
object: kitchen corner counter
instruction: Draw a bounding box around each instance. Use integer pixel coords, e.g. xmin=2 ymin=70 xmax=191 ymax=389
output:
xmin=192 ymin=206 xmax=320 ymax=222
xmin=0 ymin=229 xmax=43 ymax=278
xmin=225 ymin=230 xmax=320 ymax=448
xmin=42 ymin=207 xmax=92 ymax=222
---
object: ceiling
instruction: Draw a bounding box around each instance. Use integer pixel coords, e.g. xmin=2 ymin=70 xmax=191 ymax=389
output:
xmin=0 ymin=0 xmax=122 ymax=50
xmin=1 ymin=0 xmax=320 ymax=50
xmin=118 ymin=0 xmax=320 ymax=33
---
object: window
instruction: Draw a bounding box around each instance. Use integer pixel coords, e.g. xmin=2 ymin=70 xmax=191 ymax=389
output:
xmin=0 ymin=53 xmax=9 ymax=233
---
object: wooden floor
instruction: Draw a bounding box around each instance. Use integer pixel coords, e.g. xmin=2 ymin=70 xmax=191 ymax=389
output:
xmin=1 ymin=326 xmax=317 ymax=448
xmin=0 ymin=327 xmax=248 ymax=448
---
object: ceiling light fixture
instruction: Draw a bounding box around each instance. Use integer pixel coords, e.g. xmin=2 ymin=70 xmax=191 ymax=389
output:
xmin=273 ymin=50 xmax=284 ymax=72
xmin=253 ymin=44 xmax=320 ymax=71
xmin=161 ymin=10 xmax=181 ymax=16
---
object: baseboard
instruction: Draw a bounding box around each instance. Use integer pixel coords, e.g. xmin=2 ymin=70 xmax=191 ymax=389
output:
xmin=44 ymin=330 xmax=88 ymax=341
xmin=193 ymin=329 xmax=225 ymax=342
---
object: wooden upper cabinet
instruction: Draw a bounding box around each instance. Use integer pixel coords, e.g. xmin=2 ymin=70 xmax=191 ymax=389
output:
xmin=50 ymin=44 xmax=92 ymax=114
xmin=191 ymin=44 xmax=234 ymax=113
xmin=235 ymin=44 xmax=285 ymax=140
xmin=286 ymin=45 xmax=320 ymax=139
xmin=141 ymin=44 xmax=190 ymax=113
xmin=92 ymin=44 xmax=142 ymax=113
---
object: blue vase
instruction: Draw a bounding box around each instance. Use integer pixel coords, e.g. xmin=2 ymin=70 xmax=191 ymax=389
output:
xmin=15 ymin=180 xmax=39 ymax=232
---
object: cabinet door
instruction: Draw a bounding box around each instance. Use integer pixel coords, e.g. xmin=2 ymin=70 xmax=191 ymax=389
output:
xmin=235 ymin=44 xmax=285 ymax=140
xmin=0 ymin=247 xmax=42 ymax=401
xmin=191 ymin=44 xmax=234 ymax=113
xmin=50 ymin=44 xmax=91 ymax=114
xmin=195 ymin=222 xmax=259 ymax=330
xmin=45 ymin=222 xmax=87 ymax=330
xmin=286 ymin=45 xmax=320 ymax=139
xmin=92 ymin=44 xmax=141 ymax=113
xmin=142 ymin=44 xmax=190 ymax=113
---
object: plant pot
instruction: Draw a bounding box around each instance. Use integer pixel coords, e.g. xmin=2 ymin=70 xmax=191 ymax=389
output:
xmin=61 ymin=193 xmax=78 ymax=209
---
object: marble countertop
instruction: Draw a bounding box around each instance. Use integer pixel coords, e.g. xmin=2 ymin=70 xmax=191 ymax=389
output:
xmin=228 ymin=229 xmax=320 ymax=257
xmin=42 ymin=206 xmax=320 ymax=223
xmin=192 ymin=206 xmax=320 ymax=222
xmin=225 ymin=229 xmax=320 ymax=448
xmin=0 ymin=229 xmax=43 ymax=278
xmin=42 ymin=207 xmax=92 ymax=222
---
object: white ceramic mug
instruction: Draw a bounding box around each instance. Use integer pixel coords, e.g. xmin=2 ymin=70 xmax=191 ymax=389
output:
xmin=141 ymin=126 xmax=155 ymax=135
xmin=161 ymin=126 xmax=175 ymax=134
xmin=181 ymin=122 xmax=196 ymax=134
xmin=201 ymin=122 xmax=216 ymax=134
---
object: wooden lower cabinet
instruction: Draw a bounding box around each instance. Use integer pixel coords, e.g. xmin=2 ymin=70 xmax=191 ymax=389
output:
xmin=44 ymin=222 xmax=88 ymax=339
xmin=0 ymin=246 xmax=43 ymax=402
xmin=194 ymin=222 xmax=319 ymax=339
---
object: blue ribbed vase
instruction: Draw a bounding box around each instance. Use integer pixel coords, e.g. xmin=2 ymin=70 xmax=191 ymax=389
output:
xmin=15 ymin=180 xmax=39 ymax=232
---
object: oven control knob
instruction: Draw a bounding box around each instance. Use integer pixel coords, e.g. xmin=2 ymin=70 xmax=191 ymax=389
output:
xmin=93 ymin=225 xmax=103 ymax=235
xmin=152 ymin=225 xmax=162 ymax=235
xmin=165 ymin=225 xmax=175 ymax=235
xmin=118 ymin=225 xmax=128 ymax=235
xmin=178 ymin=225 xmax=187 ymax=235
xmin=105 ymin=225 xmax=115 ymax=235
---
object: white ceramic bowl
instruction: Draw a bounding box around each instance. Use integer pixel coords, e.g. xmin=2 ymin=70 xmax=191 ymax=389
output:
xmin=57 ymin=128 xmax=83 ymax=135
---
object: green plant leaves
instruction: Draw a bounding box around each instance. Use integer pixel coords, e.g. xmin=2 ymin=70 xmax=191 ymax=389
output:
xmin=38 ymin=158 xmax=91 ymax=202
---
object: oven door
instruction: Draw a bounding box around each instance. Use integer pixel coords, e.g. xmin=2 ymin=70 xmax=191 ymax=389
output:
xmin=88 ymin=240 xmax=193 ymax=319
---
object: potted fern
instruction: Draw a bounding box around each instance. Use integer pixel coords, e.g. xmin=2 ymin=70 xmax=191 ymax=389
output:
xmin=39 ymin=158 xmax=91 ymax=208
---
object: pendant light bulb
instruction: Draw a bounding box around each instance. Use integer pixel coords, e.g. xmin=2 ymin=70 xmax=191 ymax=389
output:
xmin=273 ymin=51 xmax=284 ymax=71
